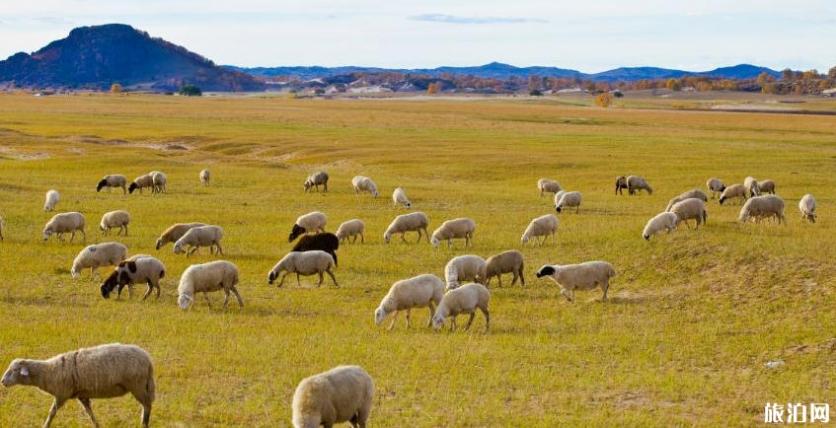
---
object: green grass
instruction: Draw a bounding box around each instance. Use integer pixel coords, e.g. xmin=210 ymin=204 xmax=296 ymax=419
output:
xmin=0 ymin=93 xmax=834 ymax=427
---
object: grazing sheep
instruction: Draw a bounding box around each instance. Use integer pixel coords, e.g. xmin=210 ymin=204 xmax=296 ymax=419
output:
xmin=155 ymin=222 xmax=205 ymax=250
xmin=292 ymin=233 xmax=340 ymax=267
xmin=304 ymin=171 xmax=329 ymax=193
xmin=706 ymin=178 xmax=726 ymax=199
xmin=392 ymin=187 xmax=411 ymax=208
xmin=798 ymin=194 xmax=816 ymax=223
xmin=670 ymin=198 xmax=708 ymax=229
xmin=173 ymin=225 xmax=224 ymax=256
xmin=555 ymin=191 xmax=582 ymax=213
xmin=43 ymin=212 xmax=86 ymax=242
xmin=1 ymin=343 xmax=155 ymax=428
xmin=289 ymin=211 xmax=327 ymax=242
xmin=100 ymin=255 xmax=166 ymax=300
xmin=336 ymin=219 xmax=365 ymax=244
xmin=642 ymin=212 xmax=679 ymax=240
xmin=521 ymin=214 xmax=558 ymax=246
xmin=758 ymin=179 xmax=776 ymax=195
xmin=351 ymin=176 xmax=379 ymax=197
xmin=484 ymin=250 xmax=525 ymax=287
xmin=719 ymin=183 xmax=747 ymax=205
xmin=177 ymin=260 xmax=242 ymax=310
xmin=536 ymin=261 xmax=616 ymax=302
xmin=268 ymin=250 xmax=338 ymax=288
xmin=739 ymin=195 xmax=786 ymax=224
xmin=199 ymin=169 xmax=210 ymax=186
xmin=444 ymin=255 xmax=487 ymax=290
xmin=383 ymin=212 xmax=429 ymax=244
xmin=292 ymin=365 xmax=374 ymax=428
xmin=71 ymin=241 xmax=128 ymax=279
xmin=431 ymin=283 xmax=490 ymax=332
xmin=99 ymin=210 xmax=131 ymax=236
xmin=150 ymin=171 xmax=167 ymax=194
xmin=128 ymin=173 xmax=154 ymax=194
xmin=431 ymin=217 xmax=476 ymax=248
xmin=665 ymin=189 xmax=709 ymax=212
xmin=537 ymin=178 xmax=562 ymax=197
xmin=44 ymin=189 xmax=60 ymax=212
xmin=374 ymin=274 xmax=444 ymax=330
xmin=615 ymin=176 xmax=628 ymax=195
xmin=96 ymin=174 xmax=128 ymax=194
xmin=626 ymin=175 xmax=653 ymax=195
xmin=743 ymin=176 xmax=760 ymax=198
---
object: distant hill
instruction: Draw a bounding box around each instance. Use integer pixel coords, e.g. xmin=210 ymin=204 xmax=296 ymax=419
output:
xmin=0 ymin=24 xmax=264 ymax=91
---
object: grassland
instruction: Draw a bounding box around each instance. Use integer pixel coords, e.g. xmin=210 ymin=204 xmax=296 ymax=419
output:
xmin=0 ymin=92 xmax=834 ymax=427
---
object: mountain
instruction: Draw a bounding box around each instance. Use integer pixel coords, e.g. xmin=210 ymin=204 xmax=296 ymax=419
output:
xmin=0 ymin=24 xmax=264 ymax=91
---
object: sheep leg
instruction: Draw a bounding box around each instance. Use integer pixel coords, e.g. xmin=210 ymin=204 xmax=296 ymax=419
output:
xmin=464 ymin=312 xmax=476 ymax=331
xmin=43 ymin=398 xmax=66 ymax=428
xmin=127 ymin=284 xmax=134 ymax=300
xmin=450 ymin=316 xmax=457 ymax=332
xmin=78 ymin=398 xmax=100 ymax=428
xmin=70 ymin=231 xmax=76 ymax=242
xmin=202 ymin=292 xmax=212 ymax=307
xmin=327 ymin=270 xmax=339 ymax=287
xmin=215 ymin=243 xmax=224 ymax=255
xmin=222 ymin=289 xmax=231 ymax=309
xmin=427 ymin=305 xmax=435 ymax=327
xmin=142 ymin=280 xmax=154 ymax=301
xmin=401 ymin=233 xmax=408 ymax=243
xmin=388 ymin=311 xmax=399 ymax=330
xmin=360 ymin=233 xmax=364 ymax=243
xmin=187 ymin=247 xmax=198 ymax=257
xmin=231 ymin=286 xmax=244 ymax=307
xmin=317 ymin=272 xmax=324 ymax=287
xmin=296 ymin=273 xmax=301 ymax=287
xmin=601 ymin=280 xmax=609 ymax=302
xmin=560 ymin=288 xmax=573 ymax=302
xmin=406 ymin=309 xmax=412 ymax=328
xmin=481 ymin=307 xmax=490 ymax=332
xmin=276 ymin=272 xmax=288 ymax=287
xmin=497 ymin=275 xmax=503 ymax=288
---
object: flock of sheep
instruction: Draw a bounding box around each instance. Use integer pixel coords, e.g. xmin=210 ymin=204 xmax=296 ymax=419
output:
xmin=0 ymin=167 xmax=821 ymax=428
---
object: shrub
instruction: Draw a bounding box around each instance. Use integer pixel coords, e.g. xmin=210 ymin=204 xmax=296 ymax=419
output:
xmin=179 ymin=84 xmax=202 ymax=96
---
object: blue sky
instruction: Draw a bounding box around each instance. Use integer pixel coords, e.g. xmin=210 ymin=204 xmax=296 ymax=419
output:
xmin=0 ymin=0 xmax=834 ymax=72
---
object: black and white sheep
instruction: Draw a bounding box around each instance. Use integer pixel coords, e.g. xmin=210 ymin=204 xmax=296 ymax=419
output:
xmin=719 ymin=183 xmax=747 ymax=205
xmin=536 ymin=261 xmax=616 ymax=302
xmin=304 ymin=171 xmax=329 ymax=193
xmin=43 ymin=212 xmax=86 ymax=242
xmin=100 ymin=255 xmax=166 ymax=300
xmin=177 ymin=260 xmax=242 ymax=310
xmin=383 ymin=212 xmax=429 ymax=244
xmin=289 ymin=211 xmax=327 ymax=242
xmin=431 ymin=283 xmax=491 ymax=332
xmin=128 ymin=173 xmax=154 ymax=194
xmin=484 ymin=250 xmax=525 ymax=287
xmin=268 ymin=250 xmax=338 ymax=288
xmin=374 ymin=274 xmax=444 ymax=329
xmin=96 ymin=174 xmax=128 ymax=194
xmin=292 ymin=365 xmax=374 ymax=428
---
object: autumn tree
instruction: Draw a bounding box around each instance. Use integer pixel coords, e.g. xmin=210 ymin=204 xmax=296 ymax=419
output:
xmin=110 ymin=83 xmax=122 ymax=94
xmin=427 ymin=82 xmax=441 ymax=94
xmin=594 ymin=92 xmax=612 ymax=108
xmin=666 ymin=78 xmax=682 ymax=91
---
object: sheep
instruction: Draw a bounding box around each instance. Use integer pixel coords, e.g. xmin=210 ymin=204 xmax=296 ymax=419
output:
xmin=537 ymin=178 xmax=562 ymax=197
xmin=177 ymin=260 xmax=242 ymax=309
xmin=71 ymin=241 xmax=128 ymax=279
xmin=665 ymin=189 xmax=709 ymax=211
xmin=351 ymin=176 xmax=379 ymax=197
xmin=743 ymin=176 xmax=760 ymax=198
xmin=96 ymin=174 xmax=128 ymax=194
xmin=99 ymin=210 xmax=131 ymax=236
xmin=292 ymin=233 xmax=340 ymax=267
xmin=1 ymin=343 xmax=155 ymax=428
xmin=484 ymin=250 xmax=525 ymax=287
xmin=739 ymin=195 xmax=786 ymax=224
xmin=43 ymin=212 xmax=86 ymax=242
xmin=199 ymin=169 xmax=210 ymax=186
xmin=642 ymin=212 xmax=679 ymax=240
xmin=100 ymin=255 xmax=166 ymax=300
xmin=536 ymin=261 xmax=616 ymax=302
xmin=615 ymin=176 xmax=628 ymax=195
xmin=383 ymin=212 xmax=429 ymax=244
xmin=292 ymin=365 xmax=374 ymax=428
xmin=431 ymin=283 xmax=490 ymax=332
xmin=304 ymin=171 xmax=329 ymax=193
xmin=44 ymin=189 xmax=60 ymax=212
xmin=155 ymin=222 xmax=205 ymax=250
xmin=430 ymin=217 xmax=476 ymax=248
xmin=758 ymin=179 xmax=776 ymax=195
xmin=374 ymin=274 xmax=444 ymax=330
xmin=289 ymin=211 xmax=327 ymax=242
xmin=336 ymin=219 xmax=365 ymax=244
xmin=392 ymin=187 xmax=412 ymax=208
xmin=555 ymin=191 xmax=582 ymax=213
xmin=798 ymin=194 xmax=816 ymax=223
xmin=128 ymin=173 xmax=154 ymax=194
xmin=706 ymin=178 xmax=726 ymax=199
xmin=444 ymin=255 xmax=487 ymax=290
xmin=521 ymin=214 xmax=558 ymax=246
xmin=267 ymin=250 xmax=338 ymax=288
xmin=719 ymin=183 xmax=747 ymax=205
xmin=626 ymin=175 xmax=653 ymax=195
xmin=669 ymin=198 xmax=708 ymax=229
xmin=173 ymin=225 xmax=224 ymax=256
xmin=151 ymin=171 xmax=167 ymax=194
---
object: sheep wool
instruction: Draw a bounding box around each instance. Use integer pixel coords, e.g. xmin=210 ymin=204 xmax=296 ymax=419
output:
xmin=555 ymin=191 xmax=582 ymax=213
xmin=626 ymin=175 xmax=653 ymax=195
xmin=43 ymin=212 xmax=86 ymax=242
xmin=375 ymin=274 xmax=444 ymax=329
xmin=129 ymin=173 xmax=154 ymax=194
xmin=304 ymin=171 xmax=329 ymax=193
xmin=155 ymin=222 xmax=205 ymax=250
xmin=758 ymin=179 xmax=776 ymax=194
xmin=536 ymin=261 xmax=616 ymax=302
xmin=642 ymin=212 xmax=678 ymax=240
xmin=100 ymin=255 xmax=166 ymax=300
xmin=289 ymin=211 xmax=328 ymax=242
xmin=335 ymin=219 xmax=365 ymax=244
xmin=392 ymin=187 xmax=411 ymax=208
xmin=743 ymin=176 xmax=760 ymax=198
xmin=292 ymin=233 xmax=340 ymax=267
xmin=431 ymin=283 xmax=491 ymax=332
xmin=71 ymin=241 xmax=128 ymax=279
xmin=351 ymin=176 xmax=379 ymax=197
xmin=96 ymin=175 xmax=128 ymax=194
xmin=670 ymin=198 xmax=708 ymax=230
xmin=150 ymin=171 xmax=167 ymax=194
xmin=665 ymin=189 xmax=709 ymax=212
xmin=200 ymin=169 xmax=211 ymax=186
xmin=430 ymin=217 xmax=476 ymax=248
xmin=383 ymin=212 xmax=429 ymax=244
xmin=521 ymin=214 xmax=558 ymax=245
xmin=177 ymin=260 xmax=242 ymax=310
xmin=537 ymin=178 xmax=562 ymax=197
xmin=484 ymin=250 xmax=525 ymax=287
xmin=267 ymin=250 xmax=338 ymax=288
xmin=292 ymin=365 xmax=374 ymax=428
xmin=739 ymin=195 xmax=786 ymax=224
xmin=99 ymin=210 xmax=131 ymax=236
xmin=173 ymin=225 xmax=224 ymax=256
xmin=719 ymin=183 xmax=747 ymax=205
xmin=444 ymin=255 xmax=487 ymax=290
xmin=706 ymin=178 xmax=725 ymax=199
xmin=44 ymin=190 xmax=60 ymax=212
xmin=798 ymin=194 xmax=816 ymax=223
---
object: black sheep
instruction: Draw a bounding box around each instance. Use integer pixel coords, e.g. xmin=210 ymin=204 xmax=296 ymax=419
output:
xmin=292 ymin=233 xmax=340 ymax=267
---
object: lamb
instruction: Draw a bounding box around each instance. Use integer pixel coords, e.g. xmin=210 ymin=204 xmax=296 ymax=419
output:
xmin=304 ymin=171 xmax=329 ymax=193
xmin=71 ymin=241 xmax=128 ymax=279
xmin=1 ymin=343 xmax=155 ymax=428
xmin=199 ymin=169 xmax=210 ymax=186
xmin=44 ymin=189 xmax=60 ymax=212
xmin=173 ymin=225 xmax=224 ymax=256
xmin=555 ymin=191 xmax=582 ymax=213
xmin=268 ymin=250 xmax=338 ymax=288
xmin=99 ymin=210 xmax=131 ymax=236
xmin=383 ymin=212 xmax=429 ymax=244
xmin=798 ymin=194 xmax=816 ymax=223
xmin=743 ymin=176 xmax=760 ymax=198
xmin=351 ymin=176 xmax=379 ymax=197
xmin=151 ymin=171 xmax=167 ymax=194
xmin=96 ymin=174 xmax=128 ymax=194
xmin=289 ymin=211 xmax=327 ymax=242
xmin=626 ymin=175 xmax=653 ymax=195
xmin=615 ymin=176 xmax=628 ymax=195
xmin=100 ymin=255 xmax=166 ymax=300
xmin=484 ymin=250 xmax=525 ymax=287
xmin=738 ymin=195 xmax=786 ymax=224
xmin=669 ymin=198 xmax=708 ymax=229
xmin=430 ymin=217 xmax=476 ymax=248
xmin=431 ymin=283 xmax=490 ymax=332
xmin=392 ymin=187 xmax=411 ymax=208
xmin=758 ymin=179 xmax=776 ymax=194
xmin=665 ymin=189 xmax=709 ymax=212
xmin=521 ymin=214 xmax=558 ymax=246
xmin=177 ymin=260 xmax=242 ymax=309
xmin=374 ymin=274 xmax=444 ymax=330
xmin=444 ymin=255 xmax=487 ymax=290
xmin=292 ymin=233 xmax=340 ymax=267
xmin=336 ymin=219 xmax=365 ymax=244
xmin=642 ymin=212 xmax=679 ymax=240
xmin=128 ymin=173 xmax=154 ymax=194
xmin=155 ymin=222 xmax=205 ymax=250
xmin=718 ymin=183 xmax=747 ymax=205
xmin=706 ymin=178 xmax=726 ymax=199
xmin=536 ymin=261 xmax=616 ymax=302
xmin=292 ymin=365 xmax=374 ymax=428
xmin=43 ymin=212 xmax=86 ymax=242
xmin=537 ymin=178 xmax=562 ymax=197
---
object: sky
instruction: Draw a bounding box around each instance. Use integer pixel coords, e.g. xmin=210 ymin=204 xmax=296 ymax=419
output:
xmin=0 ymin=0 xmax=834 ymax=72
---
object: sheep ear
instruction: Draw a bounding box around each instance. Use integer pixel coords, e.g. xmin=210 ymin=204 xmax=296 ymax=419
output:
xmin=19 ymin=366 xmax=29 ymax=376
xmin=127 ymin=261 xmax=137 ymax=273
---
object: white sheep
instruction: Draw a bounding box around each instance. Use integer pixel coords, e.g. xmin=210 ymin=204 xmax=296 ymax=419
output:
xmin=335 ymin=219 xmax=365 ymax=243
xmin=431 ymin=283 xmax=491 ymax=332
xmin=177 ymin=260 xmax=242 ymax=310
xmin=289 ymin=211 xmax=328 ymax=242
xmin=374 ymin=274 xmax=444 ymax=330
xmin=100 ymin=255 xmax=166 ymax=300
xmin=627 ymin=176 xmax=653 ymax=195
xmin=43 ymin=212 xmax=86 ymax=242
xmin=521 ymin=214 xmax=558 ymax=246
xmin=44 ymin=189 xmax=60 ymax=212
xmin=1 ymin=343 xmax=155 ymax=428
xmin=719 ymin=183 xmax=747 ymax=205
xmin=555 ymin=191 xmax=582 ymax=213
xmin=99 ymin=210 xmax=131 ymax=236
xmin=97 ymin=174 xmax=128 ymax=194
xmin=758 ymin=179 xmax=776 ymax=195
xmin=151 ymin=171 xmax=167 ymax=194
xmin=173 ymin=225 xmax=224 ymax=256
xmin=155 ymin=222 xmax=205 ymax=250
xmin=71 ymin=241 xmax=128 ymax=279
xmin=431 ymin=217 xmax=476 ymax=248
xmin=444 ymin=254 xmax=487 ymax=290
xmin=129 ymin=173 xmax=154 ymax=194
xmin=669 ymin=198 xmax=708 ymax=229
xmin=292 ymin=365 xmax=374 ymax=428
xmin=642 ymin=212 xmax=679 ymax=240
xmin=536 ymin=261 xmax=616 ymax=302
xmin=537 ymin=178 xmax=562 ymax=197
xmin=304 ymin=171 xmax=329 ymax=193
xmin=739 ymin=195 xmax=786 ymax=224
xmin=199 ymin=169 xmax=210 ymax=186
xmin=743 ymin=176 xmax=760 ymax=198
xmin=351 ymin=176 xmax=379 ymax=197
xmin=383 ymin=212 xmax=429 ymax=244
xmin=392 ymin=187 xmax=411 ymax=208
xmin=665 ymin=189 xmax=709 ymax=211
xmin=484 ymin=250 xmax=525 ymax=287
xmin=798 ymin=194 xmax=816 ymax=223
xmin=706 ymin=178 xmax=725 ymax=199
xmin=267 ymin=250 xmax=338 ymax=288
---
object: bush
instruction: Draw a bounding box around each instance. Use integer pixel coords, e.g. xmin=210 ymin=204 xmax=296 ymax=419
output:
xmin=179 ymin=84 xmax=202 ymax=96
xmin=529 ymin=89 xmax=543 ymax=96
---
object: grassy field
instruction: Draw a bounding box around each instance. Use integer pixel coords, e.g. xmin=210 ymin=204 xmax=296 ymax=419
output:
xmin=0 ymin=92 xmax=834 ymax=427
